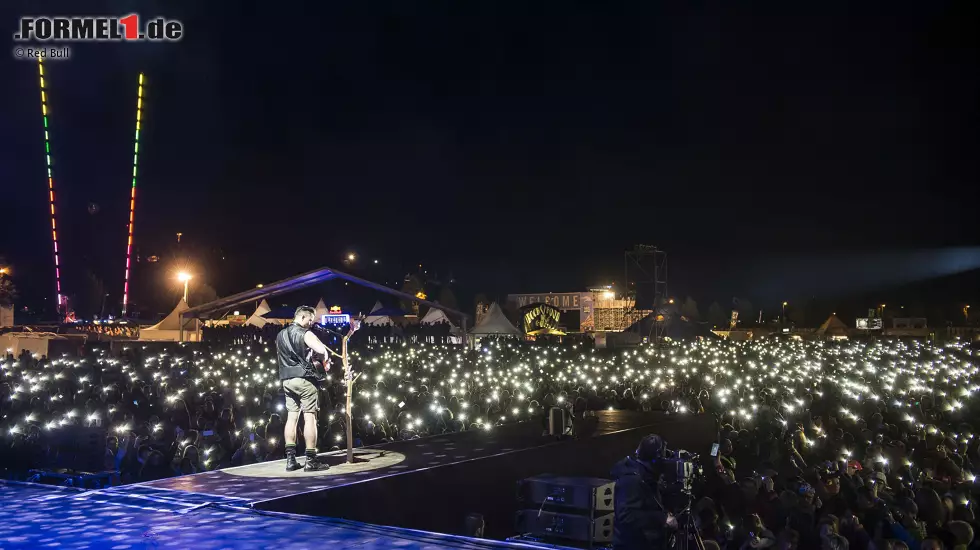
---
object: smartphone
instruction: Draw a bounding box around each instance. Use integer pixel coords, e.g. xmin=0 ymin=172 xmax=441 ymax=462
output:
xmin=133 ymin=400 xmax=138 ymax=406
xmin=249 ymin=433 xmax=255 ymax=442
xmin=710 ymin=443 xmax=720 ymax=457
xmin=202 ymin=430 xmax=214 ymax=437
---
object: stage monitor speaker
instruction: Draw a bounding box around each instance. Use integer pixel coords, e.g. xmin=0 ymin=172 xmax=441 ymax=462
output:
xmin=518 ymin=474 xmax=615 ymax=512
xmin=516 ymin=509 xmax=614 ymax=544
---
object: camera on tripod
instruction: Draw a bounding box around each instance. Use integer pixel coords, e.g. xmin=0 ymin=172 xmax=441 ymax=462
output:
xmin=660 ymin=449 xmax=701 ymax=496
xmin=659 ymin=449 xmax=703 ymax=518
xmin=612 ymin=435 xmax=706 ymax=550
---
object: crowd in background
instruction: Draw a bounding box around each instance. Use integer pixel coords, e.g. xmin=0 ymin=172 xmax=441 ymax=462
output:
xmin=72 ymin=323 xmax=140 ymax=339
xmin=2 ymin=329 xmax=979 ymax=550
xmin=611 ymin=339 xmax=980 ymax=550
xmin=671 ymin=376 xmax=980 ymax=550
xmin=203 ymin=320 xmax=459 ymax=346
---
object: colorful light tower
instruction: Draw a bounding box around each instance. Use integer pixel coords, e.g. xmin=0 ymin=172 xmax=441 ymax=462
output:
xmin=37 ymin=58 xmax=63 ymax=312
xmin=121 ymin=73 xmax=144 ymax=317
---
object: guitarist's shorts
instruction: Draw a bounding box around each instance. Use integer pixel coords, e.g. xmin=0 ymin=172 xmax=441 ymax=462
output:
xmin=283 ymin=377 xmax=319 ymax=413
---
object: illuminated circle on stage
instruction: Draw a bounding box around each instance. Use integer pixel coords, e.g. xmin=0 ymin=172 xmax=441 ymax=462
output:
xmin=222 ymin=449 xmax=406 ymax=478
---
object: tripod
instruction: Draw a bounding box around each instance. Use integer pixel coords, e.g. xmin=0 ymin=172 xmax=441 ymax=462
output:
xmin=668 ymin=494 xmax=705 ymax=550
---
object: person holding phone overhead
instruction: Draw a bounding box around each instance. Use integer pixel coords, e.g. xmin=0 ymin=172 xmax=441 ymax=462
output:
xmin=276 ymin=306 xmax=336 ymax=472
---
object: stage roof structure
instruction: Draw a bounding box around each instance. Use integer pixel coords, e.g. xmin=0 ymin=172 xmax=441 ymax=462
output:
xmin=179 ymin=266 xmax=470 ymax=328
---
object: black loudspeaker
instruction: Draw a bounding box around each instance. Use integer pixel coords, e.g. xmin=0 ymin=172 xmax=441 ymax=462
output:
xmin=516 ymin=509 xmax=614 ymax=544
xmin=518 ymin=474 xmax=615 ymax=512
xmin=516 ymin=475 xmax=616 ymax=546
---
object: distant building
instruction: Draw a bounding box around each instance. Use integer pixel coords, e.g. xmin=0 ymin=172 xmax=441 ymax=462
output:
xmin=505 ymin=290 xmax=651 ymax=333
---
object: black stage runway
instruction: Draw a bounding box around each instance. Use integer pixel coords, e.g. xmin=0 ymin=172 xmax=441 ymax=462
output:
xmin=142 ymin=411 xmax=715 ymax=539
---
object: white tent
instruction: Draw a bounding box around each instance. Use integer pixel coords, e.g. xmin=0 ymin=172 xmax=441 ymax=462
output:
xmin=420 ymin=306 xmax=456 ymax=328
xmin=364 ymin=313 xmax=396 ymax=326
xmin=420 ymin=306 xmax=462 ymax=344
xmin=314 ymin=298 xmax=329 ymax=321
xmin=0 ymin=332 xmax=81 ymax=357
xmin=364 ymin=303 xmax=405 ymax=326
xmin=468 ymin=303 xmax=520 ymax=346
xmin=815 ymin=314 xmax=849 ymax=338
xmin=140 ymin=299 xmax=201 ymax=341
xmin=246 ymin=299 xmax=272 ymax=328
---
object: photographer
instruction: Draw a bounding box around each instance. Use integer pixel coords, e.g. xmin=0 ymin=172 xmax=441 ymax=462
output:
xmin=612 ymin=434 xmax=677 ymax=550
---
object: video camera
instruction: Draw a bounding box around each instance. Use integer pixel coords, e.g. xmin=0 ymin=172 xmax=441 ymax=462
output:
xmin=658 ymin=447 xmax=707 ymax=550
xmin=660 ymin=449 xmax=702 ymax=496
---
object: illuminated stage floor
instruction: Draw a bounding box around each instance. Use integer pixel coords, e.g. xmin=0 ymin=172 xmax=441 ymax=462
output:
xmin=140 ymin=411 xmax=714 ymax=538
xmin=0 ymin=412 xmax=713 ymax=547
xmin=0 ymin=481 xmax=561 ymax=550
xmin=140 ymin=411 xmax=664 ymax=503
xmin=142 ymin=421 xmax=553 ymax=502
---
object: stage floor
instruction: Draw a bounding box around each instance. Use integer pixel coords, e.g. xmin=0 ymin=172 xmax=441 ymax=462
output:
xmin=140 ymin=411 xmax=656 ymax=504
xmin=0 ymin=411 xmax=708 ymax=547
xmin=0 ymin=480 xmax=567 ymax=550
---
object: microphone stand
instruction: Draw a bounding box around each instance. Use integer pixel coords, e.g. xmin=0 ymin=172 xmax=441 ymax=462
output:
xmin=341 ymin=319 xmax=362 ymax=464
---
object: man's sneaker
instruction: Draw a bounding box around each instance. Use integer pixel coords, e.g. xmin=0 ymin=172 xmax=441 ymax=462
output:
xmin=285 ymin=454 xmax=302 ymax=472
xmin=304 ymin=455 xmax=330 ymax=472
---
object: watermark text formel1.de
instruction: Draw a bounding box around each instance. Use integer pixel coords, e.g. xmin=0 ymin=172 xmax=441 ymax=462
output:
xmin=14 ymin=15 xmax=183 ymax=42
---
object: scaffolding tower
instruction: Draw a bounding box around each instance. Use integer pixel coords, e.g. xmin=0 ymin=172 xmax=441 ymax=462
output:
xmin=624 ymin=245 xmax=668 ymax=344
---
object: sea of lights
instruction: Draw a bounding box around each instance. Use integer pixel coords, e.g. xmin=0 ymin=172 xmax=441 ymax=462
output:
xmin=2 ymin=337 xmax=977 ymax=474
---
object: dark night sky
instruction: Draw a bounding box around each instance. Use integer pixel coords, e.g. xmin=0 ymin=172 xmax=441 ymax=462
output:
xmin=2 ymin=1 xmax=978 ymax=317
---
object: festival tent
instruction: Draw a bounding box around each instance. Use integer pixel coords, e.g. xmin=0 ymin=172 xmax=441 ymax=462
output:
xmin=468 ymin=303 xmax=521 ymax=345
xmin=140 ymin=299 xmax=202 ymax=342
xmin=420 ymin=306 xmax=457 ymax=328
xmin=420 ymin=304 xmax=462 ymax=343
xmin=314 ymin=299 xmax=329 ymax=321
xmin=815 ymin=315 xmax=849 ymax=338
xmin=261 ymin=306 xmax=297 ymax=326
xmin=0 ymin=332 xmax=84 ymax=357
xmin=364 ymin=306 xmax=406 ymax=326
xmin=246 ymin=299 xmax=272 ymax=328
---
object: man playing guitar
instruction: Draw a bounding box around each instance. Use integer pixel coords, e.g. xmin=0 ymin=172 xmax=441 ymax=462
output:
xmin=276 ymin=306 xmax=339 ymax=472
xmin=277 ymin=307 xmax=361 ymax=472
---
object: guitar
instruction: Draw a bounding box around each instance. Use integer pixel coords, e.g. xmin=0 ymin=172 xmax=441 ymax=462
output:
xmin=308 ymin=319 xmax=362 ymax=383
xmin=309 ymin=353 xmax=331 ymax=382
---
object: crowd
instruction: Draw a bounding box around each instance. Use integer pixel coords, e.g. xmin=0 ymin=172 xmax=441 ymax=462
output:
xmin=203 ymin=320 xmax=460 ymax=346
xmin=1 ymin=330 xmax=979 ymax=550
xmin=611 ymin=338 xmax=980 ymax=550
xmin=72 ymin=323 xmax=140 ymax=339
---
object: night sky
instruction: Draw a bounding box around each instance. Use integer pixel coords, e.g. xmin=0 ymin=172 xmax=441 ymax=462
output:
xmin=2 ymin=1 xmax=978 ymax=318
